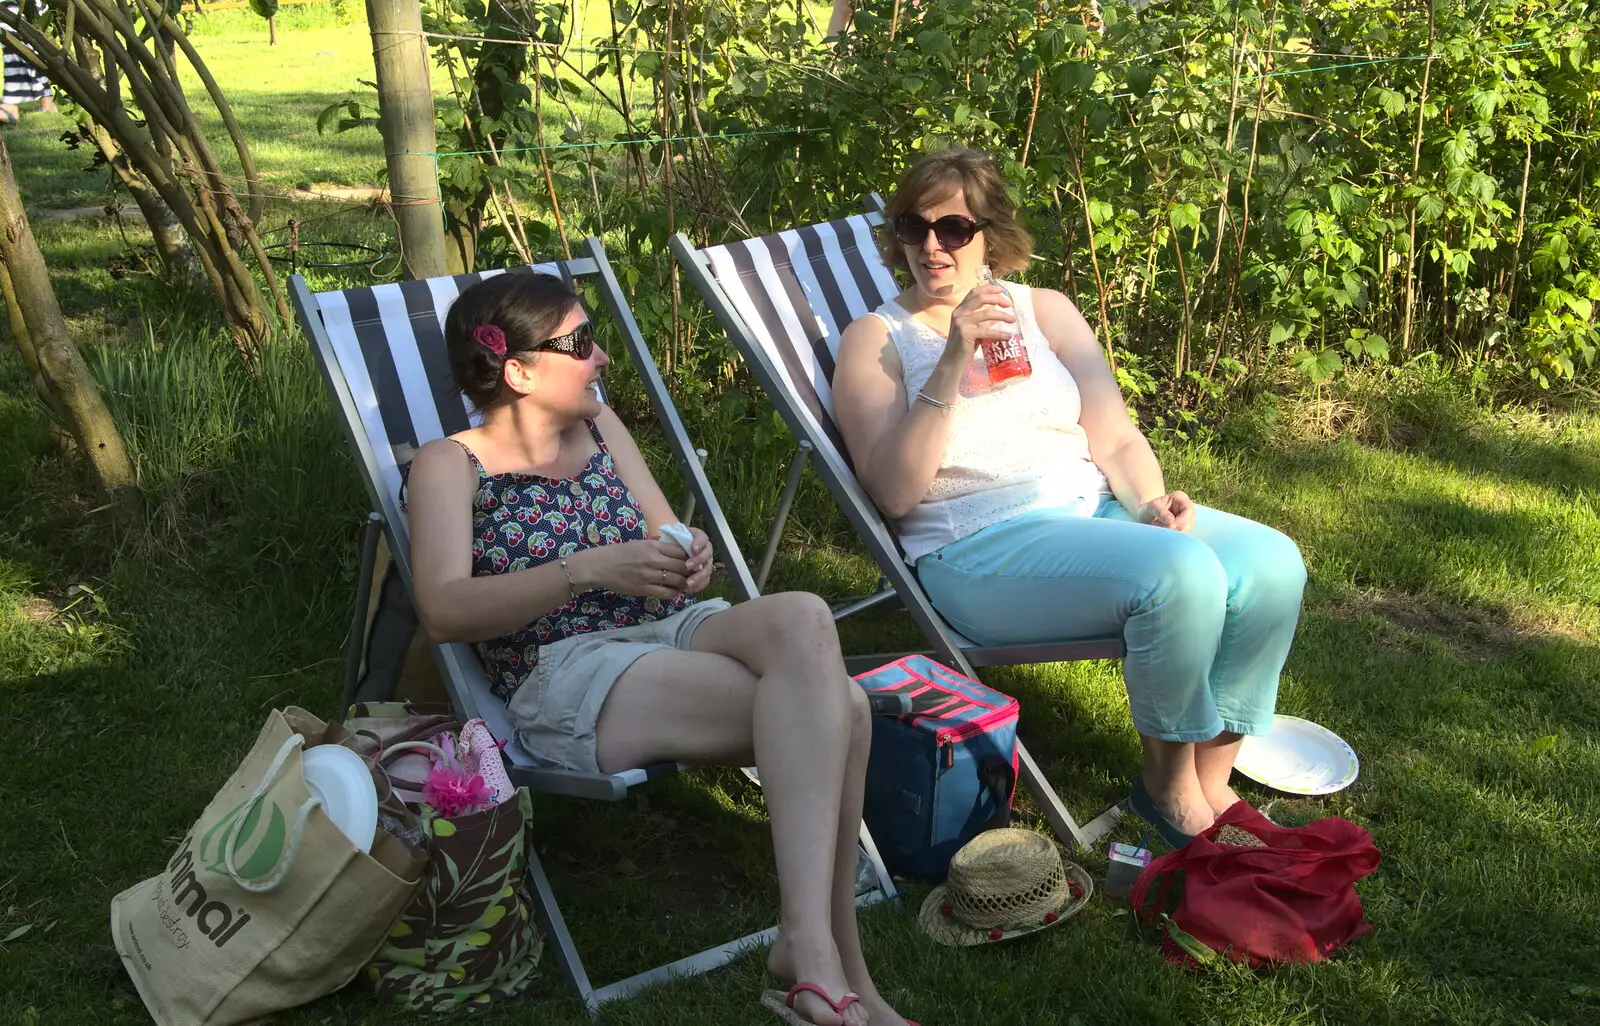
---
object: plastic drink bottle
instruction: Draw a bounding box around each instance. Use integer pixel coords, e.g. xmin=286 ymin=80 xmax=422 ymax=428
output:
xmin=976 ymin=264 xmax=1032 ymax=386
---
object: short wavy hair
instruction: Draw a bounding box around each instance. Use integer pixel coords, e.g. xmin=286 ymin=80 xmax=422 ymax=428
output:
xmin=880 ymin=147 xmax=1033 ymax=277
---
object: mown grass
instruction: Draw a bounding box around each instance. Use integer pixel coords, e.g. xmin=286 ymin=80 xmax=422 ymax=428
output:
xmin=3 ymin=11 xmax=1599 ymax=1026
xmin=4 ymin=324 xmax=1598 ymax=1026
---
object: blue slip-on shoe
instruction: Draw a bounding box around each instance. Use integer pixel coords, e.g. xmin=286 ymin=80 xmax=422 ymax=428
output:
xmin=1128 ymin=775 xmax=1196 ymax=849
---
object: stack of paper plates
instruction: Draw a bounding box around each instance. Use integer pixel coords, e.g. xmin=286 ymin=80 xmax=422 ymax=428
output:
xmin=301 ymin=745 xmax=379 ymax=852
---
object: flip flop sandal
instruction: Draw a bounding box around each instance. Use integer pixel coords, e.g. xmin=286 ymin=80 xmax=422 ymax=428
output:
xmin=760 ymin=982 xmax=861 ymax=1025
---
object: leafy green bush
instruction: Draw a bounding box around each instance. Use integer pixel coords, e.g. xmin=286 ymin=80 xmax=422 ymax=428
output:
xmin=309 ymin=0 xmax=1600 ymax=420
xmin=717 ymin=0 xmax=1598 ymax=396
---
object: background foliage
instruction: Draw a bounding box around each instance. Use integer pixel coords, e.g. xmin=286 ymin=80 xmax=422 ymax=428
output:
xmin=382 ymin=0 xmax=1598 ymax=431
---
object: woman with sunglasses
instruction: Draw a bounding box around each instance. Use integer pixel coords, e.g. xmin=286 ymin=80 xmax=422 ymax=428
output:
xmin=406 ymin=272 xmax=908 ymax=1026
xmin=832 ymin=148 xmax=1308 ymax=848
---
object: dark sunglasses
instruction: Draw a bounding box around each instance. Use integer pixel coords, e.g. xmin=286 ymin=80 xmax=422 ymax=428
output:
xmin=891 ymin=212 xmax=990 ymax=250
xmin=533 ymin=320 xmax=596 ymax=359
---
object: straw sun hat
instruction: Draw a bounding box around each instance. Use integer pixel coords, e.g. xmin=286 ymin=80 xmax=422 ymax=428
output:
xmin=918 ymin=828 xmax=1094 ymax=946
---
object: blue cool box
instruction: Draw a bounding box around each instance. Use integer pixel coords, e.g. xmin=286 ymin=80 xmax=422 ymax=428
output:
xmin=853 ymin=655 xmax=1020 ymax=879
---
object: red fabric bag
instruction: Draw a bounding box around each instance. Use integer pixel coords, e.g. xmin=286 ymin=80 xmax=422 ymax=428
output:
xmin=1130 ymin=801 xmax=1381 ymax=966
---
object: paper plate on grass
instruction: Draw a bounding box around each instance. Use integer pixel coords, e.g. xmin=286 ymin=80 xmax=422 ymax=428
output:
xmin=1235 ymin=715 xmax=1359 ymax=795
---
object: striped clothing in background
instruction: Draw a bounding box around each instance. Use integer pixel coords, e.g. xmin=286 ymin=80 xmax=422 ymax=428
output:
xmin=2 ymin=2 xmax=51 ymax=105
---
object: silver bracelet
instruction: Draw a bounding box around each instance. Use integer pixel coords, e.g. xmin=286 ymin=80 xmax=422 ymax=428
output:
xmin=915 ymin=389 xmax=954 ymax=411
xmin=558 ymin=557 xmax=577 ymax=602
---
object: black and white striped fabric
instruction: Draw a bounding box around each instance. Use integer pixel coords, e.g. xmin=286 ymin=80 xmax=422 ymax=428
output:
xmin=701 ymin=212 xmax=900 ymax=514
xmin=313 ymin=264 xmax=681 ymax=786
xmin=2 ymin=6 xmax=51 ymax=107
xmin=316 ymin=265 xmax=564 ymax=536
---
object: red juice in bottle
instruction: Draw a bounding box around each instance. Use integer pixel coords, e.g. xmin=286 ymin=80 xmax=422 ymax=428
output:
xmin=977 ymin=264 xmax=1032 ymax=386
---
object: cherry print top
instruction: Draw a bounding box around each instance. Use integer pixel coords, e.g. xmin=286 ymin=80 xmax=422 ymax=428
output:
xmin=410 ymin=420 xmax=692 ymax=701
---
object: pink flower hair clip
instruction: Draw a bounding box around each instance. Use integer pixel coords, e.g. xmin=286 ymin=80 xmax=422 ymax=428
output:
xmin=472 ymin=323 xmax=507 ymax=356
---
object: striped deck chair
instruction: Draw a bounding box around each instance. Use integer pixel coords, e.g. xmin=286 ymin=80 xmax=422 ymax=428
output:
xmin=289 ymin=237 xmax=896 ymax=1015
xmin=670 ymin=202 xmax=1128 ymax=850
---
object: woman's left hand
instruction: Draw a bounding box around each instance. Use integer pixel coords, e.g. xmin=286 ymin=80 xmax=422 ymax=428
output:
xmin=684 ymin=527 xmax=714 ymax=593
xmin=1139 ymin=490 xmax=1196 ymax=532
xmin=660 ymin=526 xmax=716 ymax=594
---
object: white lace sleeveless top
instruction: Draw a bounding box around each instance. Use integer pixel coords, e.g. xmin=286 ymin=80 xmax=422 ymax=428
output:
xmin=871 ymin=282 xmax=1109 ymax=564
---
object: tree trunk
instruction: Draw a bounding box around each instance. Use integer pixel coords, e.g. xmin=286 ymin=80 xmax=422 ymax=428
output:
xmin=69 ymin=29 xmax=199 ymax=283
xmin=0 ymin=260 xmax=67 ymax=420
xmin=0 ymin=136 xmax=138 ymax=511
xmin=86 ymin=122 xmax=200 ymax=284
xmin=367 ymin=0 xmax=449 ymax=279
xmin=1 ymin=5 xmax=284 ymax=361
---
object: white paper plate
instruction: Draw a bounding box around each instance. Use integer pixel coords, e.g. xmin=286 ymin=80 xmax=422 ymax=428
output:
xmin=1235 ymin=715 xmax=1359 ymax=795
xmin=301 ymin=745 xmax=379 ymax=853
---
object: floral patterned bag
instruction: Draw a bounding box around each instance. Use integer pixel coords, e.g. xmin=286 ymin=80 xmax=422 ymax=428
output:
xmin=347 ymin=715 xmax=542 ymax=1011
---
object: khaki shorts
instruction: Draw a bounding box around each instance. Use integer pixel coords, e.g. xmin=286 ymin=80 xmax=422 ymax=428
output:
xmin=507 ymin=599 xmax=731 ymax=774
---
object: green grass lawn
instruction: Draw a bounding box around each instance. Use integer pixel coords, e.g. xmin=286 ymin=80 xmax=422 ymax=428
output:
xmin=3 ymin=9 xmax=1599 ymax=1026
xmin=3 ymin=341 xmax=1597 ymax=1025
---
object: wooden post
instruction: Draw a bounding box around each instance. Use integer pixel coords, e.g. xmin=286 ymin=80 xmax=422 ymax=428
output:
xmin=0 ymin=136 xmax=138 ymax=512
xmin=367 ymin=0 xmax=448 ymax=278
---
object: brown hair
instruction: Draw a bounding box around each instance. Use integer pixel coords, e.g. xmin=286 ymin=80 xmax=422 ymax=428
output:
xmin=444 ymin=271 xmax=580 ymax=410
xmin=880 ymin=147 xmax=1033 ymax=276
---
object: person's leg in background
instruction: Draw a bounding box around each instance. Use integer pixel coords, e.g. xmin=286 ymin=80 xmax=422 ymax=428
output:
xmin=827 ymin=0 xmax=853 ymax=37
xmin=3 ymin=31 xmax=53 ymax=123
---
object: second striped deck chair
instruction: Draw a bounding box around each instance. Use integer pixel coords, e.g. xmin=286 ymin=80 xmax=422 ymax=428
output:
xmin=671 ymin=202 xmax=1127 ymax=850
xmin=290 ymin=237 xmax=896 ymax=1015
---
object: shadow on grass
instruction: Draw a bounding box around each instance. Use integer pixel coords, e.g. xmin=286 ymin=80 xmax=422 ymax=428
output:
xmin=527 ymin=768 xmax=783 ymax=984
xmin=1430 ymin=424 xmax=1600 ymax=499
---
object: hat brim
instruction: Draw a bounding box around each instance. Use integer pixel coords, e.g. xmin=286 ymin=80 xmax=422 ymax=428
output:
xmin=917 ymin=860 xmax=1095 ymax=947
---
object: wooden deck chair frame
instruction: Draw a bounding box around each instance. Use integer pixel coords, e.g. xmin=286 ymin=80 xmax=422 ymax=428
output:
xmin=289 ymin=237 xmax=897 ymax=1017
xmin=669 ymin=199 xmax=1128 ymax=851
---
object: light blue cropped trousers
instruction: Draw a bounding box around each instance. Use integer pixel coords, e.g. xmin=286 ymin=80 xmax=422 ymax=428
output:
xmin=917 ymin=498 xmax=1307 ymax=741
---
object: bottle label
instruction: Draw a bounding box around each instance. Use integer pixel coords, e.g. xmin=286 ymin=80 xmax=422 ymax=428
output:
xmin=981 ymin=335 xmax=1027 ymax=365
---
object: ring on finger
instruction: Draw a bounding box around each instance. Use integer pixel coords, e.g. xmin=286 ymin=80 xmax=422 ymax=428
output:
xmin=659 ymin=568 xmax=667 ymax=584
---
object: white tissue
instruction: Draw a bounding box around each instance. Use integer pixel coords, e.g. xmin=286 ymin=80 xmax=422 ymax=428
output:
xmin=658 ymin=522 xmax=694 ymax=555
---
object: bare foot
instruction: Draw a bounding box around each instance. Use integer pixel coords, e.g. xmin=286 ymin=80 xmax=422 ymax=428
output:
xmin=836 ymin=936 xmax=906 ymax=1025
xmin=1202 ymin=782 xmax=1243 ymax=817
xmin=841 ymin=977 xmax=907 ymax=1026
xmin=768 ymin=932 xmax=869 ymax=1026
xmin=1146 ymin=777 xmax=1217 ymax=837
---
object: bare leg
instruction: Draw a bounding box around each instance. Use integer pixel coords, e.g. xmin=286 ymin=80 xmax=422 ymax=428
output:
xmin=827 ymin=0 xmax=853 ymax=37
xmin=769 ymin=684 xmax=906 ymax=1024
xmin=829 ymin=695 xmax=907 ymax=1025
xmin=1140 ymin=736 xmax=1216 ymax=837
xmin=594 ymin=593 xmax=868 ymax=1026
xmin=0 ymin=103 xmax=18 ymax=125
xmin=1194 ymin=731 xmax=1245 ymax=815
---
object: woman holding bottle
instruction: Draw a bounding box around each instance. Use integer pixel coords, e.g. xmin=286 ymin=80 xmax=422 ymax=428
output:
xmin=830 ymin=147 xmax=1309 ymax=848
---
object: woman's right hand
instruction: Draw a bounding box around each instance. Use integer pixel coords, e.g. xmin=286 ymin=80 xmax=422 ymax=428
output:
xmin=573 ymin=538 xmax=692 ymax=600
xmin=942 ymin=283 xmax=1016 ymax=367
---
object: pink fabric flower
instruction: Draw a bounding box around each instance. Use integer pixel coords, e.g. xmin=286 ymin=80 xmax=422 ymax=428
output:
xmin=472 ymin=323 xmax=507 ymax=356
xmin=423 ymin=764 xmax=493 ymax=818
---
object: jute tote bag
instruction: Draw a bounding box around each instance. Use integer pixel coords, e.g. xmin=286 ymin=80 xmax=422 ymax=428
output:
xmin=110 ymin=707 xmax=426 ymax=1026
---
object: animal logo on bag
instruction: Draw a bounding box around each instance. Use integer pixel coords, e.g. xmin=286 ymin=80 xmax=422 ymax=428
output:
xmin=153 ymin=837 xmax=252 ymax=951
xmin=198 ymin=792 xmax=290 ymax=879
xmin=148 ymin=792 xmax=291 ymax=951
